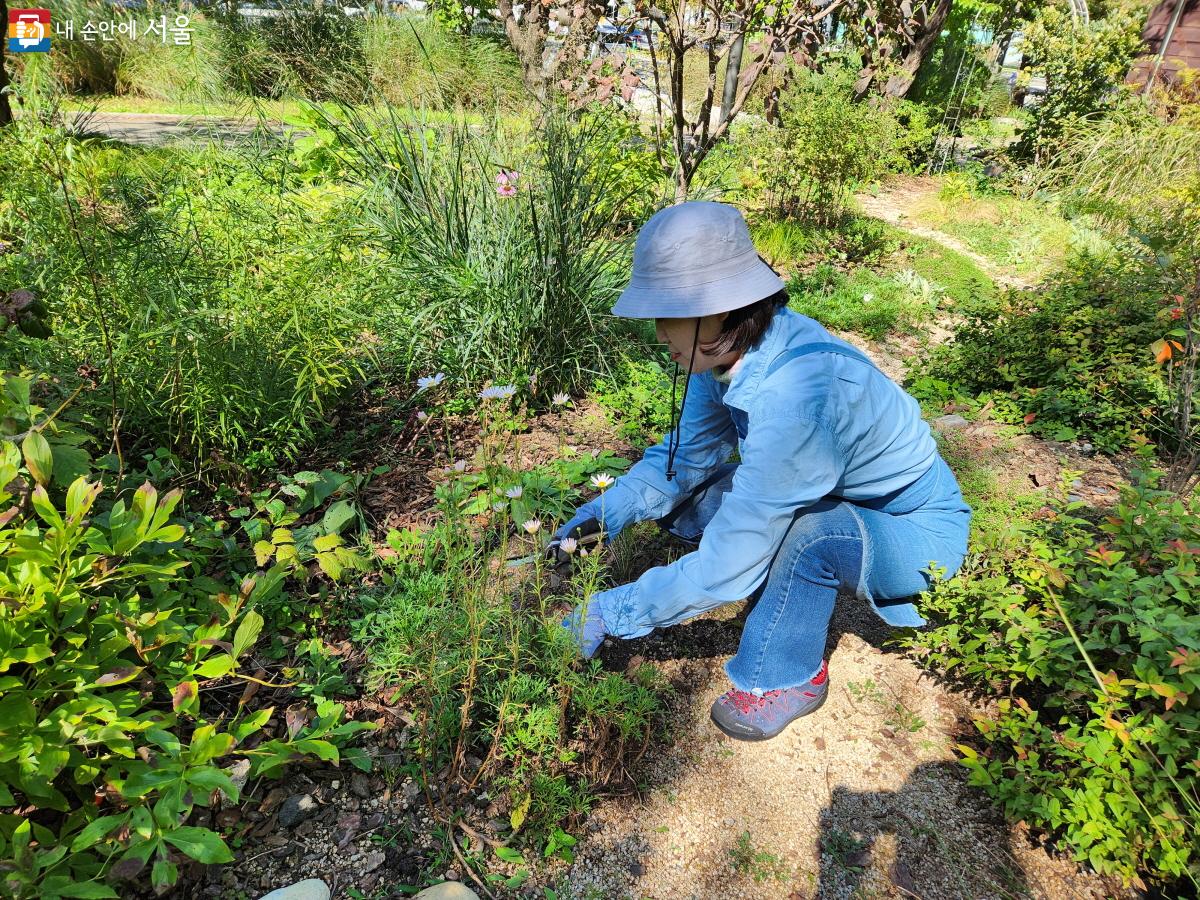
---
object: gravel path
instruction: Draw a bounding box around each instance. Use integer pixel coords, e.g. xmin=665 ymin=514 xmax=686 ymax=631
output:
xmin=559 ymin=595 xmax=1131 ymax=900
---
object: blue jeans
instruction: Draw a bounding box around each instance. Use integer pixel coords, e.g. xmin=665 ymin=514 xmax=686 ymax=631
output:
xmin=657 ymin=456 xmax=970 ymax=694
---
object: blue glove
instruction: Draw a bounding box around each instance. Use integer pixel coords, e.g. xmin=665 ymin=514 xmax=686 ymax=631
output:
xmin=562 ymin=600 xmax=607 ymax=659
xmin=547 ymin=512 xmax=604 ymax=564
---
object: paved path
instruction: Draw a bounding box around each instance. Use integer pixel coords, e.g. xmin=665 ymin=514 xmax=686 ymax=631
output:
xmin=67 ymin=110 xmax=291 ymax=146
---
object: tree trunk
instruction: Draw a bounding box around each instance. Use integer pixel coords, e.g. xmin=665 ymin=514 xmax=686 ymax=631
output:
xmin=883 ymin=0 xmax=954 ymax=98
xmin=0 ymin=0 xmax=14 ymax=127
xmin=719 ymin=22 xmax=744 ymax=128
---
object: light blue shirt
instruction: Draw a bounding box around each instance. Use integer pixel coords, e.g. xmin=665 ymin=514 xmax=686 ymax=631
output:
xmin=582 ymin=308 xmax=938 ymax=638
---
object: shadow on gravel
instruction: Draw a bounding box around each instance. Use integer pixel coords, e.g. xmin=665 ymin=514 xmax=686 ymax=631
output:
xmin=814 ymin=766 xmax=1039 ymax=900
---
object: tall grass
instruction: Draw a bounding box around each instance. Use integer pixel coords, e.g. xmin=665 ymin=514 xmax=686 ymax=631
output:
xmin=0 ymin=112 xmax=383 ymax=466
xmin=313 ymin=103 xmax=638 ymax=398
xmin=363 ymin=13 xmax=524 ymax=110
xmin=21 ymin=3 xmax=524 ymax=110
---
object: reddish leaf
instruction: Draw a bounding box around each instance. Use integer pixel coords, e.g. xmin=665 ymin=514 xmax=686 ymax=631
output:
xmin=1023 ymin=412 xmax=1037 ymax=424
xmin=172 ymin=679 xmax=197 ymax=711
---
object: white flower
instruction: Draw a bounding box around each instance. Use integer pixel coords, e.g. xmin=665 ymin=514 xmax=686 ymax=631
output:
xmin=552 ymin=391 xmax=570 ymax=407
xmin=492 ymin=501 xmax=507 ymax=512
xmin=416 ymin=372 xmax=446 ymax=393
xmin=454 ymin=460 xmax=467 ymax=472
xmin=504 ymin=485 xmax=523 ymax=499
xmin=522 ymin=519 xmax=541 ymax=534
xmin=862 ymin=292 xmax=874 ymax=304
xmin=590 ymin=472 xmax=615 ymax=490
xmin=416 ymin=410 xmax=429 ymax=422
xmin=579 ymin=547 xmax=589 ymax=557
xmin=559 ymin=537 xmax=578 ymax=555
xmin=479 ymin=385 xmax=517 ymax=400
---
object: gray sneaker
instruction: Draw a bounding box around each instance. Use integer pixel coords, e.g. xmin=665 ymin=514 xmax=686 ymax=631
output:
xmin=710 ymin=661 xmax=829 ymax=741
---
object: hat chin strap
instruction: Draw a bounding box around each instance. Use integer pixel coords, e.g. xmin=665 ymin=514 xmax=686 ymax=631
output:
xmin=665 ymin=318 xmax=702 ymax=482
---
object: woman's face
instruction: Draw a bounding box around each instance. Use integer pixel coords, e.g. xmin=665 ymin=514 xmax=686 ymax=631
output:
xmin=655 ymin=313 xmax=736 ymax=374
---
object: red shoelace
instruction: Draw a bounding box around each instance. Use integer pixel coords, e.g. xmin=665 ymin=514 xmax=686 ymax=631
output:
xmin=722 ymin=662 xmax=828 ymax=713
xmin=723 ymin=689 xmax=780 ymax=714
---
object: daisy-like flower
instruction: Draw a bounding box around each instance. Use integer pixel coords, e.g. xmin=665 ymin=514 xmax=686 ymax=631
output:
xmin=522 ymin=519 xmax=541 ymax=534
xmin=559 ymin=536 xmax=578 ymax=555
xmin=590 ymin=472 xmax=615 ymax=490
xmin=862 ymin=292 xmax=874 ymax=304
xmin=454 ymin=460 xmax=467 ymax=472
xmin=496 ymin=170 xmax=520 ymax=185
xmin=496 ymin=182 xmax=518 ymax=198
xmin=492 ymin=501 xmax=507 ymax=512
xmin=416 ymin=372 xmax=446 ymax=393
xmin=504 ymin=485 xmax=524 ymax=499
xmin=479 ymin=384 xmax=517 ymax=401
xmin=416 ymin=410 xmax=429 ymax=422
xmin=552 ymin=392 xmax=570 ymax=406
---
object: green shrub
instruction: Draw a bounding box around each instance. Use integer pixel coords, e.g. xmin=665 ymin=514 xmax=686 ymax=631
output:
xmin=0 ymin=114 xmax=380 ymax=467
xmin=910 ymin=252 xmax=1169 ymax=452
xmin=352 ymin=489 xmax=662 ymax=846
xmin=0 ymin=372 xmax=372 ymax=898
xmin=593 ymin=354 xmax=675 ymax=448
xmin=1011 ymin=7 xmax=1144 ymax=163
xmin=741 ymin=56 xmax=934 ymax=223
xmin=904 ymin=470 xmax=1200 ymax=889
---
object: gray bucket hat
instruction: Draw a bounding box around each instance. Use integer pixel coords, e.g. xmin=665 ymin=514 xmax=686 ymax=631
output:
xmin=613 ymin=201 xmax=785 ymax=319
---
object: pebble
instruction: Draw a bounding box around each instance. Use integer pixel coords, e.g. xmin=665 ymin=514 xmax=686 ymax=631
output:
xmin=933 ymin=414 xmax=970 ymax=430
xmin=257 ymin=879 xmax=330 ymax=900
xmin=413 ymin=884 xmax=479 ymax=900
xmin=277 ymin=794 xmax=318 ymax=829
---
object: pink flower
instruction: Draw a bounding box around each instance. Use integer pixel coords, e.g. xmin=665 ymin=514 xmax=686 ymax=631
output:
xmin=497 ymin=183 xmax=517 ymax=198
xmin=496 ymin=170 xmax=520 ymax=185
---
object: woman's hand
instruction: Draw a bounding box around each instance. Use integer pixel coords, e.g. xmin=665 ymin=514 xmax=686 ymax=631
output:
xmin=561 ymin=600 xmax=607 ymax=658
xmin=545 ymin=514 xmax=603 ymax=564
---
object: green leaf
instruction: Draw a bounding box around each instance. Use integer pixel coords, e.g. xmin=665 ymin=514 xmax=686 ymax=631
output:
xmin=161 ymin=826 xmax=234 ymax=864
xmin=195 ymin=654 xmax=236 ymax=679
xmin=232 ymin=610 xmax=264 ymax=660
xmin=321 ymin=499 xmax=357 ymax=535
xmin=495 ymin=845 xmax=525 ymax=864
xmin=51 ymin=445 xmax=91 ymax=488
xmin=56 ymin=881 xmax=120 ymax=898
xmin=21 ymin=431 xmax=52 ymax=486
xmin=70 ymin=815 xmax=128 ymax=852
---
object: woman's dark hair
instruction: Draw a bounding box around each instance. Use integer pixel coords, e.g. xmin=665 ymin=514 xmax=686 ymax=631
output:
xmin=701 ymin=288 xmax=789 ymax=356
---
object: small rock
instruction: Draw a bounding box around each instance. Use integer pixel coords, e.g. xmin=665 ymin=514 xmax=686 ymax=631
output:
xmin=403 ymin=780 xmax=422 ymax=803
xmin=329 ymin=780 xmax=340 ymax=791
xmin=444 ymin=868 xmax=459 ymax=880
xmin=258 ymin=879 xmax=330 ymax=900
xmin=351 ymin=773 xmax=372 ymax=799
xmin=1067 ymin=494 xmax=1084 ymax=504
xmin=1078 ymin=442 xmax=1095 ymax=456
xmin=933 ymin=414 xmax=970 ymax=431
xmin=412 ymin=884 xmax=480 ymax=900
xmin=226 ymin=759 xmax=252 ymax=795
xmin=629 ymin=862 xmax=646 ymax=876
xmin=277 ymin=794 xmax=318 ymax=829
xmin=362 ymin=850 xmax=386 ymax=873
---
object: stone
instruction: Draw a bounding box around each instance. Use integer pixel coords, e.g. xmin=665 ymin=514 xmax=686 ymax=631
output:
xmin=933 ymin=414 xmax=969 ymax=431
xmin=362 ymin=850 xmax=386 ymax=873
xmin=276 ymin=794 xmax=318 ymax=829
xmin=412 ymin=884 xmax=480 ymax=900
xmin=257 ymin=879 xmax=331 ymax=900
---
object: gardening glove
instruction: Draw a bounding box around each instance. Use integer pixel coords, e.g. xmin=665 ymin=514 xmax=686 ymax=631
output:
xmin=561 ymin=599 xmax=607 ymax=659
xmin=545 ymin=513 xmax=604 ymax=564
